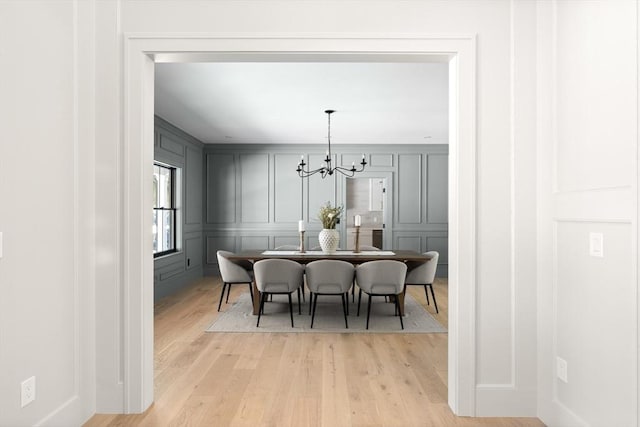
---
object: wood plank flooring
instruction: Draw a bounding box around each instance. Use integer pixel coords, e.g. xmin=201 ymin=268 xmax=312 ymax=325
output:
xmin=84 ymin=277 xmax=544 ymax=427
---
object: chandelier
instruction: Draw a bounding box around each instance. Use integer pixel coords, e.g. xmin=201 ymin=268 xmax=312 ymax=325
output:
xmin=296 ymin=109 xmax=367 ymax=178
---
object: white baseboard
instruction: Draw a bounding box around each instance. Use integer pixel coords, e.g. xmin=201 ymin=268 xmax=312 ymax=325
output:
xmin=35 ymin=395 xmax=92 ymax=427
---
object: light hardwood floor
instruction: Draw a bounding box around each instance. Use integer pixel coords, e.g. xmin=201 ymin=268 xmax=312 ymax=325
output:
xmin=85 ymin=277 xmax=544 ymax=427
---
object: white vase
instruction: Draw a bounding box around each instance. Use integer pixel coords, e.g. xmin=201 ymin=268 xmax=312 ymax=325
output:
xmin=318 ymin=229 xmax=340 ymax=253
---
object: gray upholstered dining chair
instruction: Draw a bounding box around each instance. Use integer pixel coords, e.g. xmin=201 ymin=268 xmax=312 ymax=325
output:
xmin=351 ymin=245 xmax=380 ymax=301
xmin=254 ymin=259 xmax=305 ymax=327
xmin=305 ymin=260 xmax=355 ymax=328
xmin=404 ymin=251 xmax=440 ymax=313
xmin=355 ymin=260 xmax=407 ymax=330
xmin=216 ymin=250 xmax=254 ymax=312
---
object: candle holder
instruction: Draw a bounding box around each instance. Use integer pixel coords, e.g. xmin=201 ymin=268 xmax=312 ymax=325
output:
xmin=299 ymin=230 xmax=306 ymax=253
xmin=354 ymin=225 xmax=361 ymax=253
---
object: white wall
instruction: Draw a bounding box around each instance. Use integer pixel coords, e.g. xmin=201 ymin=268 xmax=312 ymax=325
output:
xmin=9 ymin=0 xmax=635 ymax=425
xmin=536 ymin=1 xmax=638 ymax=426
xmin=0 ymin=1 xmax=96 ymax=425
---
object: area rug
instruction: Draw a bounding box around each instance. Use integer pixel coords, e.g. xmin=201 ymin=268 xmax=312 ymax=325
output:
xmin=206 ymin=292 xmax=446 ymax=334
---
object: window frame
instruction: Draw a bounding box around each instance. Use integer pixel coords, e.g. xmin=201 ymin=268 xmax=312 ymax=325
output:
xmin=153 ymin=162 xmax=178 ymax=258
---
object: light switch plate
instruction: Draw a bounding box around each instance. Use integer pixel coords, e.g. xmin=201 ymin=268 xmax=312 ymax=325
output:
xmin=589 ymin=232 xmax=604 ymax=258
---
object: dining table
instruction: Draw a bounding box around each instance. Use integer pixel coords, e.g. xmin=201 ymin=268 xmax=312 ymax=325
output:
xmin=226 ymin=249 xmax=433 ymax=316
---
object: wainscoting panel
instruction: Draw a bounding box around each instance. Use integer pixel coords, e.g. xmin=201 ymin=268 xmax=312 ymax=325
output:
xmin=206 ymin=153 xmax=237 ymax=224
xmin=239 ymin=235 xmax=270 ymax=251
xmin=185 ymin=146 xmax=203 ymax=228
xmin=427 ymin=154 xmax=448 ymax=224
xmin=241 ymin=153 xmax=270 ymax=223
xmin=159 ymin=133 xmax=184 ymax=157
xmin=395 ymin=235 xmax=422 ymax=252
xmin=274 ymin=153 xmax=303 ymax=223
xmin=370 ymin=153 xmax=394 ymax=167
xmin=206 ymin=235 xmax=236 ymax=264
xmin=397 ymin=154 xmax=422 ymax=224
xmin=184 ymin=235 xmax=202 ymax=270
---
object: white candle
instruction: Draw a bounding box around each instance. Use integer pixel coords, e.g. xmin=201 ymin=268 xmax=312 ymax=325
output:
xmin=298 ymin=220 xmax=305 ymax=232
xmin=355 ymin=215 xmax=361 ymax=227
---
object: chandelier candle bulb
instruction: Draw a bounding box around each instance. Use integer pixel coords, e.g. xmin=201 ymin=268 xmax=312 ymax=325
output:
xmin=298 ymin=220 xmax=305 ymax=232
xmin=355 ymin=215 xmax=362 ymax=227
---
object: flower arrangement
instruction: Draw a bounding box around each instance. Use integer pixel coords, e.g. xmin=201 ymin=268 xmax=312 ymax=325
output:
xmin=317 ymin=202 xmax=343 ymax=229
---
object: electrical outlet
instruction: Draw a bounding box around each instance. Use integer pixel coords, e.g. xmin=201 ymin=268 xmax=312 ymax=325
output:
xmin=589 ymin=232 xmax=604 ymax=257
xmin=556 ymin=357 xmax=568 ymax=383
xmin=21 ymin=376 xmax=36 ymax=407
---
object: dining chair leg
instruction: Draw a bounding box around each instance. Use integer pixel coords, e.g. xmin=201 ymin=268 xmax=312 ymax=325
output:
xmin=225 ymin=284 xmax=232 ymax=303
xmin=423 ymin=284 xmax=430 ymax=305
xmin=217 ymin=283 xmax=227 ymax=311
xmin=341 ymin=293 xmax=349 ymax=329
xmin=297 ymin=288 xmax=302 ymax=315
xmin=345 ymin=292 xmax=349 ymax=315
xmin=308 ymin=292 xmax=313 ymax=315
xmin=429 ymin=283 xmax=439 ymax=313
xmin=257 ymin=292 xmax=267 ymax=327
xmin=366 ymin=294 xmax=372 ymax=330
xmin=310 ymin=293 xmax=318 ymax=328
xmin=288 ymin=293 xmax=295 ymax=327
xmin=357 ymin=289 xmax=362 ymax=316
xmin=394 ymin=295 xmax=404 ymax=330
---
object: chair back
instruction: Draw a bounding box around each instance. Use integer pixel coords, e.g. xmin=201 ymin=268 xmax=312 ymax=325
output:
xmin=405 ymin=251 xmax=439 ymax=285
xmin=356 ymin=260 xmax=407 ymax=295
xmin=305 ymin=260 xmax=355 ymax=294
xmin=217 ymin=250 xmax=252 ymax=283
xmin=254 ymin=259 xmax=304 ymax=293
xmin=358 ymin=245 xmax=380 ymax=251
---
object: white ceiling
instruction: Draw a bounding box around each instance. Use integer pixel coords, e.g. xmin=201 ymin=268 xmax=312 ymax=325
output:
xmin=154 ymin=61 xmax=449 ymax=145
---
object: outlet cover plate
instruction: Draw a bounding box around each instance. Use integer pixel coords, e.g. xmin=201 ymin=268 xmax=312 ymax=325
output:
xmin=556 ymin=357 xmax=568 ymax=383
xmin=589 ymin=232 xmax=604 ymax=257
xmin=21 ymin=376 xmax=36 ymax=407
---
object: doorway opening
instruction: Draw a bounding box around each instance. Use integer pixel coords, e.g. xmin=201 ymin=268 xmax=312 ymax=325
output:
xmin=119 ymin=35 xmax=477 ymax=416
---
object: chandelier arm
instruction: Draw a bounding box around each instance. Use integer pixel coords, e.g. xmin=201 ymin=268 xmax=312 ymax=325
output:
xmin=294 ymin=109 xmax=367 ymax=180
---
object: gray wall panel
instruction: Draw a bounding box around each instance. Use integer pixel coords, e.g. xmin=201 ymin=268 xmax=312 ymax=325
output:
xmin=397 ymin=154 xmax=422 ymax=224
xmin=427 ymin=154 xmax=448 ymax=224
xmin=206 ymin=153 xmax=236 ymax=224
xmin=185 ymin=146 xmax=203 ymax=227
xmin=275 ymin=154 xmax=303 ymax=222
xmin=370 ymin=153 xmax=393 ymax=167
xmin=240 ymin=235 xmax=270 ymax=251
xmin=206 ymin=235 xmax=236 ymax=264
xmin=395 ymin=235 xmax=422 ymax=252
xmin=185 ymin=236 xmax=202 ymax=269
xmin=159 ymin=134 xmax=184 ymax=156
xmin=241 ymin=153 xmax=269 ymax=223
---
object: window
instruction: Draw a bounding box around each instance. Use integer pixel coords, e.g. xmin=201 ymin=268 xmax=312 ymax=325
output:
xmin=153 ymin=163 xmax=177 ymax=257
